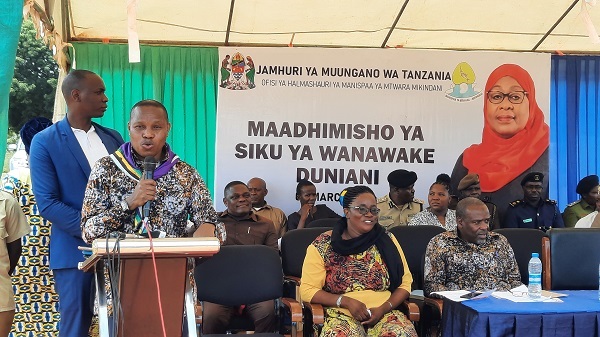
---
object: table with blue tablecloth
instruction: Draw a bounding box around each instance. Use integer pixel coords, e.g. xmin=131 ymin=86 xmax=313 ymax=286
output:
xmin=441 ymin=290 xmax=600 ymax=337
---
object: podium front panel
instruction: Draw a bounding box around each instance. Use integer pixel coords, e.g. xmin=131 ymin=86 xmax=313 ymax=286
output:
xmin=118 ymin=258 xmax=187 ymax=337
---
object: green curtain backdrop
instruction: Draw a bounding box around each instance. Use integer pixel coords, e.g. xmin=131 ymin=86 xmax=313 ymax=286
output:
xmin=0 ymin=0 xmax=24 ymax=170
xmin=72 ymin=43 xmax=218 ymax=192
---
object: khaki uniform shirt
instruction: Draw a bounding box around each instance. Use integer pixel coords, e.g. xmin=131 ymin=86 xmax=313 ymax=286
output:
xmin=376 ymin=194 xmax=424 ymax=229
xmin=0 ymin=191 xmax=29 ymax=311
xmin=562 ymin=199 xmax=595 ymax=228
xmin=253 ymin=203 xmax=287 ymax=238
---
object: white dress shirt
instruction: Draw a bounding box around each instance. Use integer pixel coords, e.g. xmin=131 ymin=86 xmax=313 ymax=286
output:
xmin=71 ymin=125 xmax=109 ymax=169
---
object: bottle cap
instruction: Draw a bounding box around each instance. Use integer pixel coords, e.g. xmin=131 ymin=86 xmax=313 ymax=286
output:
xmin=532 ymin=253 xmax=539 ymax=258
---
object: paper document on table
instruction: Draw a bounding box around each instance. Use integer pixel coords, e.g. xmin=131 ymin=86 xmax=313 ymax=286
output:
xmin=429 ymin=290 xmax=471 ymax=302
xmin=492 ymin=285 xmax=563 ymax=303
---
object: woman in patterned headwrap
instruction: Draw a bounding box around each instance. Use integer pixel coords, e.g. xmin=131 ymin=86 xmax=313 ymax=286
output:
xmin=300 ymin=185 xmax=417 ymax=337
xmin=3 ymin=117 xmax=60 ymax=336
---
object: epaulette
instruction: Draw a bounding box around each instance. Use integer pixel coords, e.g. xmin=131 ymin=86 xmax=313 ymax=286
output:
xmin=566 ymin=200 xmax=580 ymax=207
xmin=413 ymin=198 xmax=424 ymax=204
xmin=544 ymin=199 xmax=557 ymax=205
xmin=376 ymin=195 xmax=388 ymax=204
xmin=509 ymin=200 xmax=522 ymax=207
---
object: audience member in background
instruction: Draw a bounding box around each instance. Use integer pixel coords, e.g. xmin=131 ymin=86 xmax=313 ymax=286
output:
xmin=300 ymin=186 xmax=417 ymax=337
xmin=247 ymin=177 xmax=287 ymax=238
xmin=29 ymin=70 xmax=124 ymax=337
xmin=455 ymin=174 xmax=500 ymax=229
xmin=2 ymin=117 xmax=59 ymax=336
xmin=563 ymin=175 xmax=599 ymax=228
xmin=451 ymin=64 xmax=550 ymax=222
xmin=575 ymin=197 xmax=600 ymax=228
xmin=424 ymin=198 xmax=521 ymax=296
xmin=0 ymin=192 xmax=28 ymax=337
xmin=377 ymin=169 xmax=424 ymax=229
xmin=503 ymin=172 xmax=564 ymax=231
xmin=408 ymin=180 xmax=457 ymax=231
xmin=202 ymin=181 xmax=277 ymax=334
xmin=287 ymin=180 xmax=339 ymax=230
xmin=437 ymin=173 xmax=458 ymax=210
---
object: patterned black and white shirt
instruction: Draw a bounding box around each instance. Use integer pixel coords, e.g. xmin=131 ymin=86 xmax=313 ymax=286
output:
xmin=81 ymin=156 xmax=220 ymax=243
xmin=424 ymin=230 xmax=522 ymax=296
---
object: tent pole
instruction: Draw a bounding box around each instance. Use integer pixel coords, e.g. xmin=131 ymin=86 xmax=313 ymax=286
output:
xmin=532 ymin=0 xmax=578 ymax=51
xmin=381 ymin=0 xmax=410 ymax=48
xmin=224 ymin=0 xmax=235 ymax=46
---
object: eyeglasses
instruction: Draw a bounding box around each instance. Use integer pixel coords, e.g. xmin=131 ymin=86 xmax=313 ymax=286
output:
xmin=509 ymin=290 xmax=528 ymax=297
xmin=486 ymin=91 xmax=528 ymax=104
xmin=349 ymin=206 xmax=380 ymax=215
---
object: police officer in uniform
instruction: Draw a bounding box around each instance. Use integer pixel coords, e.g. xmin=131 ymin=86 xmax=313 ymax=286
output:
xmin=456 ymin=173 xmax=500 ymax=229
xmin=562 ymin=174 xmax=599 ymax=228
xmin=503 ymin=172 xmax=564 ymax=231
xmin=377 ymin=169 xmax=424 ymax=229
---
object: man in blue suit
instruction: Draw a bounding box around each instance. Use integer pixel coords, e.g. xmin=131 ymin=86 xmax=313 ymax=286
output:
xmin=29 ymin=70 xmax=124 ymax=336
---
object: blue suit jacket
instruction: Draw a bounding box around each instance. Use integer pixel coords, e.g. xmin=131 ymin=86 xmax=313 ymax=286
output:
xmin=29 ymin=118 xmax=124 ymax=269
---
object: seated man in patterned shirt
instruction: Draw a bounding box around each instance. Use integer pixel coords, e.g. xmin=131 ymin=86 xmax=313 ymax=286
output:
xmin=424 ymin=197 xmax=522 ymax=296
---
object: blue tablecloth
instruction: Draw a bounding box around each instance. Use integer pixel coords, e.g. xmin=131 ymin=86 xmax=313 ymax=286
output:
xmin=441 ymin=290 xmax=600 ymax=337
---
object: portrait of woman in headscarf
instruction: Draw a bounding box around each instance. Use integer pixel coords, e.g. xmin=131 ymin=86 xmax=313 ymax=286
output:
xmin=450 ymin=64 xmax=550 ymax=222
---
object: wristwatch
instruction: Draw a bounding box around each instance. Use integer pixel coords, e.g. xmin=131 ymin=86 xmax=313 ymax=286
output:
xmin=120 ymin=199 xmax=131 ymax=212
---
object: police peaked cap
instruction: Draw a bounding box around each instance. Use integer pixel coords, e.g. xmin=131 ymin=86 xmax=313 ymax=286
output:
xmin=576 ymin=175 xmax=599 ymax=195
xmin=387 ymin=169 xmax=417 ymax=188
xmin=521 ymin=172 xmax=544 ymax=186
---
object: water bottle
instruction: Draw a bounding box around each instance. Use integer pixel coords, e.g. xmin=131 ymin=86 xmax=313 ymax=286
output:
xmin=528 ymin=253 xmax=542 ymax=299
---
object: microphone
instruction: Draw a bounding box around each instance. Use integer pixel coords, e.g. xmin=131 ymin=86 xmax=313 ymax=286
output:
xmin=142 ymin=156 xmax=157 ymax=219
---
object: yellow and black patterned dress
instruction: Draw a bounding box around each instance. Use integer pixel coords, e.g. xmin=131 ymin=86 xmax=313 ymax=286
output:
xmin=301 ymin=231 xmax=417 ymax=337
xmin=3 ymin=171 xmax=60 ymax=336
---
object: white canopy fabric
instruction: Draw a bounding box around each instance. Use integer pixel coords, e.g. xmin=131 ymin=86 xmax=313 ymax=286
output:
xmin=36 ymin=0 xmax=600 ymax=56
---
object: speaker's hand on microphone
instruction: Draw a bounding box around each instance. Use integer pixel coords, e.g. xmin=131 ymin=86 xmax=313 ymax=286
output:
xmin=126 ymin=179 xmax=157 ymax=209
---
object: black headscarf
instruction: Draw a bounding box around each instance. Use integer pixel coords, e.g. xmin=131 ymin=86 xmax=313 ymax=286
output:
xmin=331 ymin=217 xmax=404 ymax=291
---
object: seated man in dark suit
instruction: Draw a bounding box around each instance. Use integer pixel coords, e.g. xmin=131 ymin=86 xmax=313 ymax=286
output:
xmin=201 ymin=181 xmax=278 ymax=334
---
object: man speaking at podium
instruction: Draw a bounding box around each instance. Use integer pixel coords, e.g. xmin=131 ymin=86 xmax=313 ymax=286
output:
xmin=81 ymin=99 xmax=221 ymax=243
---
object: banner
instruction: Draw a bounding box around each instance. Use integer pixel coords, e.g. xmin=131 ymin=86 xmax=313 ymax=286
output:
xmin=215 ymin=47 xmax=550 ymax=218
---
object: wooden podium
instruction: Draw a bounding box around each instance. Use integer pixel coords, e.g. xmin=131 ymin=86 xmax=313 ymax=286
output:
xmin=80 ymin=237 xmax=220 ymax=337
